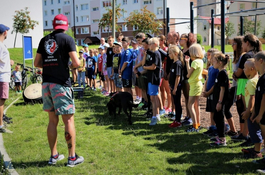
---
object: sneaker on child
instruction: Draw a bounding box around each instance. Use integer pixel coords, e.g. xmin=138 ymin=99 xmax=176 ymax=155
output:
xmin=182 ymin=117 xmax=193 ymax=126
xmin=169 ymin=121 xmax=182 ymax=128
xmin=210 ymin=139 xmax=227 ymax=147
xmin=186 ymin=126 xmax=199 ymax=132
xmin=149 ymin=117 xmax=157 ymax=126
xmin=66 ymin=154 xmax=84 ymax=167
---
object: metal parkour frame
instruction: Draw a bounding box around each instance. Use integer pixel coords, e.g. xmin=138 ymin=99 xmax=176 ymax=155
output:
xmin=169 ymin=0 xmax=265 ymax=53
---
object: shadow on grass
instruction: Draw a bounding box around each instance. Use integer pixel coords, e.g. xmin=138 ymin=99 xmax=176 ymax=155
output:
xmin=12 ymin=160 xmax=50 ymax=169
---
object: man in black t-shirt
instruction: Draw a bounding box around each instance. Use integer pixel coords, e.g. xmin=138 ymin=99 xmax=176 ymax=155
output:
xmin=106 ymin=36 xmax=115 ymax=93
xmin=34 ymin=14 xmax=84 ymax=167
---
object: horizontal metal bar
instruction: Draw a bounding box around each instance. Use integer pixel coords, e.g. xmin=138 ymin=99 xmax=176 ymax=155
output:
xmin=225 ymin=0 xmax=265 ymax=3
xmin=169 ymin=21 xmax=190 ymax=25
xmin=215 ymin=6 xmax=265 ymax=16
xmin=194 ymin=2 xmax=221 ymax=8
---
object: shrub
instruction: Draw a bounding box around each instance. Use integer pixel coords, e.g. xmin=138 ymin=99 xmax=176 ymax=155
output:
xmin=197 ymin=34 xmax=202 ymax=44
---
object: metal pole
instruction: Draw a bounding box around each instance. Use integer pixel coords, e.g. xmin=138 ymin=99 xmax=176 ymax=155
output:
xmin=167 ymin=8 xmax=170 ymax=33
xmin=163 ymin=0 xmax=166 ymax=35
xmin=240 ymin=16 xmax=244 ymax=35
xmin=221 ymin=0 xmax=225 ymax=53
xmin=254 ymin=0 xmax=258 ymax=35
xmin=73 ymin=0 xmax=76 ymax=41
xmin=190 ymin=2 xmax=194 ymax=33
xmin=211 ymin=9 xmax=215 ymax=48
xmin=112 ymin=0 xmax=115 ymax=39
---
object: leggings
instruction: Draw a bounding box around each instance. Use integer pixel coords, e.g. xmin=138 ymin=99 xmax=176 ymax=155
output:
xmin=223 ymin=86 xmax=236 ymax=120
xmin=236 ymin=97 xmax=245 ymax=123
xmin=214 ymin=107 xmax=225 ymax=138
xmin=172 ymin=84 xmax=182 ymax=122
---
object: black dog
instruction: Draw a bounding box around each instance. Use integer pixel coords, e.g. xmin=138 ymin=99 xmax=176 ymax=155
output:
xmin=107 ymin=92 xmax=138 ymax=125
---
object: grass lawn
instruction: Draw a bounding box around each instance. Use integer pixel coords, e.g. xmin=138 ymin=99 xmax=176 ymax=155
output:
xmin=2 ymin=89 xmax=262 ymax=175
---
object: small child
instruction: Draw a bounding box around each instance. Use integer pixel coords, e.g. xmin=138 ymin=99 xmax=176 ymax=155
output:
xmin=103 ymin=46 xmax=110 ymax=95
xmin=77 ymin=49 xmax=86 ymax=88
xmin=13 ymin=64 xmax=22 ymax=93
xmin=97 ymin=46 xmax=105 ymax=90
xmin=202 ymin=48 xmax=220 ymax=135
xmin=241 ymin=58 xmax=262 ymax=158
xmin=113 ymin=42 xmax=123 ymax=92
xmin=185 ymin=44 xmax=204 ymax=132
xmin=86 ymin=49 xmax=97 ymax=90
xmin=168 ymin=45 xmax=184 ymax=128
xmin=210 ymin=53 xmax=229 ymax=146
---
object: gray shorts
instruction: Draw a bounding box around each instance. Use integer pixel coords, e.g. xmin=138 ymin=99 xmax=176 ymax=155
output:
xmin=107 ymin=67 xmax=113 ymax=80
xmin=113 ymin=73 xmax=123 ymax=88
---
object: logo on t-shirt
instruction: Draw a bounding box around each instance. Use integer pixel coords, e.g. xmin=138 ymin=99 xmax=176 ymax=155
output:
xmin=258 ymin=86 xmax=260 ymax=91
xmin=45 ymin=39 xmax=58 ymax=55
xmin=87 ymin=58 xmax=94 ymax=68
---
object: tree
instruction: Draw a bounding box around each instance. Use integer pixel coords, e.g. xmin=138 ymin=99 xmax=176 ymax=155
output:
xmin=225 ymin=21 xmax=235 ymax=44
xmin=12 ymin=7 xmax=39 ymax=48
xmin=98 ymin=4 xmax=125 ymax=36
xmin=125 ymin=6 xmax=164 ymax=35
xmin=197 ymin=34 xmax=202 ymax=44
xmin=237 ymin=17 xmax=261 ymax=36
xmin=43 ymin=29 xmax=75 ymax=40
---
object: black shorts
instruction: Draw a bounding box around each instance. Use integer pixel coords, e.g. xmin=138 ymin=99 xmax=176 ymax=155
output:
xmin=86 ymin=69 xmax=95 ymax=79
xmin=122 ymin=79 xmax=132 ymax=88
xmin=15 ymin=82 xmax=22 ymax=86
xmin=206 ymin=94 xmax=215 ymax=112
xmin=135 ymin=77 xmax=138 ymax=86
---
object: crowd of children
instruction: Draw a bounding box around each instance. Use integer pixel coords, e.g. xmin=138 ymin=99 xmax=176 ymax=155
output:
xmin=71 ymin=32 xmax=265 ymax=173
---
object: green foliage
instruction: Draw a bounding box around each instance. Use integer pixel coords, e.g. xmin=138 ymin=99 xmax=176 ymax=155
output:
xmin=125 ymin=6 xmax=164 ymax=35
xmin=0 ymin=153 xmax=8 ymax=175
xmin=237 ymin=17 xmax=261 ymax=36
xmin=43 ymin=31 xmax=52 ymax=37
xmin=225 ymin=21 xmax=235 ymax=42
xmin=262 ymin=28 xmax=265 ymax=39
xmin=197 ymin=34 xmax=202 ymax=44
xmin=65 ymin=28 xmax=75 ymax=40
xmin=98 ymin=4 xmax=125 ymax=35
xmin=12 ymin=7 xmax=39 ymax=48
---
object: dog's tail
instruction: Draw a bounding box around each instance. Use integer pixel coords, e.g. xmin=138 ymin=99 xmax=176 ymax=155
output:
xmin=129 ymin=101 xmax=139 ymax=108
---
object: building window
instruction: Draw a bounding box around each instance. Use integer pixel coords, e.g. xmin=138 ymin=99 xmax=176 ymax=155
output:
xmin=51 ymin=0 xmax=53 ymax=4
xmin=122 ymin=25 xmax=127 ymax=31
xmin=76 ymin=28 xmax=79 ymax=34
xmin=122 ymin=11 xmax=127 ymax=18
xmin=133 ymin=25 xmax=138 ymax=31
xmin=217 ymin=26 xmax=220 ymax=30
xmin=81 ymin=27 xmax=89 ymax=34
xmin=81 ymin=15 xmax=89 ymax=22
xmin=143 ymin=0 xmax=152 ymax=4
xmin=58 ymin=0 xmax=60 ymax=3
xmin=239 ymin=4 xmax=245 ymax=10
xmin=123 ymin=0 xmax=127 ymax=5
xmin=45 ymin=21 xmax=48 ymax=26
xmin=65 ymin=12 xmax=70 ymax=15
xmin=44 ymin=10 xmax=47 ymax=16
xmin=203 ymin=25 xmax=206 ymax=31
xmin=58 ymin=8 xmax=61 ymax=14
xmin=76 ymin=5 xmax=78 ymax=11
xmin=204 ymin=37 xmax=206 ymax=42
xmin=44 ymin=0 xmax=47 ymax=5
xmin=134 ymin=0 xmax=138 ymax=3
xmin=64 ymin=0 xmax=70 ymax=4
xmin=103 ymin=1 xmax=111 ymax=7
xmin=93 ymin=7 xmax=99 ymax=11
xmin=93 ymin=31 xmax=99 ymax=35
xmin=81 ymin=4 xmax=88 ymax=10
xmin=51 ymin=9 xmax=54 ymax=15
xmin=76 ymin=16 xmax=78 ymax=22
xmin=93 ymin=19 xmax=99 ymax=23
xmin=157 ymin=7 xmax=163 ymax=15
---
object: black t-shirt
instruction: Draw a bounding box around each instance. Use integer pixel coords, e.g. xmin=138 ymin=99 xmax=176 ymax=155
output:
xmin=166 ymin=44 xmax=181 ymax=75
xmin=255 ymin=73 xmax=265 ymax=119
xmin=37 ymin=30 xmax=76 ymax=87
xmin=238 ymin=51 xmax=255 ymax=79
xmin=182 ymin=49 xmax=192 ymax=81
xmin=106 ymin=47 xmax=115 ymax=67
xmin=145 ymin=50 xmax=162 ymax=85
xmin=113 ymin=53 xmax=121 ymax=73
xmin=169 ymin=60 xmax=183 ymax=89
xmin=213 ymin=70 xmax=229 ymax=106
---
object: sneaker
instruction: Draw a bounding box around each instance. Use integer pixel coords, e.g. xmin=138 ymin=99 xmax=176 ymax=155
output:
xmin=182 ymin=117 xmax=193 ymax=126
xmin=243 ymin=149 xmax=262 ymax=159
xmin=239 ymin=138 xmax=253 ymax=147
xmin=0 ymin=128 xmax=6 ymax=133
xmin=170 ymin=115 xmax=176 ymax=121
xmin=253 ymin=158 xmax=265 ymax=164
xmin=165 ymin=112 xmax=174 ymax=118
xmin=66 ymin=154 xmax=84 ymax=167
xmin=48 ymin=153 xmax=65 ymax=165
xmin=159 ymin=109 xmax=166 ymax=116
xmin=241 ymin=147 xmax=254 ymax=153
xmin=149 ymin=117 xmax=157 ymax=126
xmin=210 ymin=139 xmax=227 ymax=147
xmin=73 ymin=83 xmax=79 ymax=87
xmin=99 ymin=85 xmax=102 ymax=89
xmin=210 ymin=136 xmax=219 ymax=142
xmin=208 ymin=130 xmax=218 ymax=137
xmin=165 ymin=108 xmax=172 ymax=114
xmin=137 ymin=102 xmax=144 ymax=109
xmin=169 ymin=121 xmax=182 ymax=128
xmin=181 ymin=116 xmax=189 ymax=123
xmin=203 ymin=127 xmax=215 ymax=136
xmin=257 ymin=168 xmax=265 ymax=174
xmin=156 ymin=115 xmax=161 ymax=122
xmin=231 ymin=133 xmax=248 ymax=142
xmin=186 ymin=126 xmax=199 ymax=132
xmin=226 ymin=130 xmax=238 ymax=136
xmin=261 ymin=147 xmax=265 ymax=154
xmin=134 ymin=99 xmax=141 ymax=105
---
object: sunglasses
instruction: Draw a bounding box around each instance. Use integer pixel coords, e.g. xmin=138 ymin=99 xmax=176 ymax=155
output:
xmin=231 ymin=43 xmax=237 ymax=46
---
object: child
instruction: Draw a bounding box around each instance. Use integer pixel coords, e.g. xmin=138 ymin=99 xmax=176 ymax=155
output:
xmin=103 ymin=45 xmax=110 ymax=95
xmin=97 ymin=46 xmax=105 ymax=90
xmin=13 ymin=64 xmax=22 ymax=93
xmin=143 ymin=37 xmax=162 ymax=125
xmin=185 ymin=44 xmax=204 ymax=132
xmin=131 ymin=39 xmax=140 ymax=103
xmin=202 ymin=48 xmax=219 ymax=135
xmin=120 ymin=37 xmax=133 ymax=95
xmin=106 ymin=36 xmax=115 ymax=94
xmin=241 ymin=58 xmax=262 ymax=158
xmin=86 ymin=49 xmax=97 ymax=90
xmin=210 ymin=53 xmax=229 ymax=146
xmin=77 ymin=49 xmax=86 ymax=88
xmin=252 ymin=51 xmax=265 ymax=173
xmin=113 ymin=42 xmax=123 ymax=92
xmin=168 ymin=45 xmax=184 ymax=127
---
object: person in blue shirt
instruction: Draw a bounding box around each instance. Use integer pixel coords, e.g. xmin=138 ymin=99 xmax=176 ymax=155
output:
xmin=86 ymin=50 xmax=97 ymax=90
xmin=119 ymin=37 xmax=133 ymax=95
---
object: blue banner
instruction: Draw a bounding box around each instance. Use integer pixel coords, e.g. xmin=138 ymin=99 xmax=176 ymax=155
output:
xmin=23 ymin=36 xmax=33 ymax=60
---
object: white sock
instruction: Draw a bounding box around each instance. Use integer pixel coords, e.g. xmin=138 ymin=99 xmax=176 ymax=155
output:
xmin=0 ymin=125 xmax=3 ymax=129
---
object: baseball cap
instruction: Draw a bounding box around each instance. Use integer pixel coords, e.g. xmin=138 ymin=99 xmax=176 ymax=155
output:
xmin=131 ymin=39 xmax=137 ymax=44
xmin=0 ymin=24 xmax=10 ymax=33
xmin=83 ymin=44 xmax=88 ymax=47
xmin=53 ymin=14 xmax=68 ymax=31
xmin=98 ymin=46 xmax=104 ymax=50
xmin=113 ymin=41 xmax=122 ymax=47
xmin=79 ymin=49 xmax=84 ymax=53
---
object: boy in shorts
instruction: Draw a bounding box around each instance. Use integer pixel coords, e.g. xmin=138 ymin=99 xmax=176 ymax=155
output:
xmin=113 ymin=42 xmax=123 ymax=92
xmin=86 ymin=50 xmax=97 ymax=90
xmin=13 ymin=64 xmax=22 ymax=93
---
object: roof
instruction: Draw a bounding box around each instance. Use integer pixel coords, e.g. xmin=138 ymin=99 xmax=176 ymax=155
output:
xmin=199 ymin=16 xmax=229 ymax=25
xmin=83 ymin=36 xmax=100 ymax=44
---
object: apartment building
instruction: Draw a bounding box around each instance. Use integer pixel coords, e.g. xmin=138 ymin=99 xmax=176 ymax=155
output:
xmin=43 ymin=0 xmax=190 ymax=45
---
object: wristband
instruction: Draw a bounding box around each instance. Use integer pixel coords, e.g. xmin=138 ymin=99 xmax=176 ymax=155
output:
xmin=218 ymin=100 xmax=222 ymax=104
